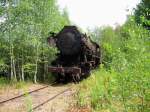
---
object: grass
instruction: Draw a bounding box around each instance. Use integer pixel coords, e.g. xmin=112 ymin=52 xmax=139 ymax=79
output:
xmin=0 ymin=77 xmax=10 ymax=87
xmin=24 ymin=95 xmax=33 ymax=112
xmin=77 ymin=66 xmax=150 ymax=112
xmin=77 ymin=68 xmax=119 ymax=112
xmin=0 ymin=77 xmax=34 ymax=112
xmin=0 ymin=77 xmax=32 ymax=90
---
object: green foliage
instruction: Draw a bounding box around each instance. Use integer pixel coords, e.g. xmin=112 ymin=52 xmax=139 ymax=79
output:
xmin=78 ymin=68 xmax=118 ymax=111
xmin=0 ymin=77 xmax=30 ymax=89
xmin=78 ymin=17 xmax=150 ymax=112
xmin=0 ymin=0 xmax=70 ymax=82
xmin=14 ymin=81 xmax=27 ymax=89
xmin=134 ymin=0 xmax=150 ymax=29
xmin=0 ymin=77 xmax=10 ymax=87
xmin=23 ymin=63 xmax=36 ymax=74
xmin=0 ymin=59 xmax=8 ymax=72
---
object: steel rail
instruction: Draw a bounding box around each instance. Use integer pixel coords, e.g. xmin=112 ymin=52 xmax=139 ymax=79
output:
xmin=0 ymin=82 xmax=57 ymax=104
xmin=31 ymin=87 xmax=71 ymax=111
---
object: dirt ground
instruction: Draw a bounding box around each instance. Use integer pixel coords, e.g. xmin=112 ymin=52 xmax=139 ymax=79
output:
xmin=0 ymin=83 xmax=76 ymax=112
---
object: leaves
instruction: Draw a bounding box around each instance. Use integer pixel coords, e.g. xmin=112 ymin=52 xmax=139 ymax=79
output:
xmin=0 ymin=0 xmax=70 ymax=81
xmin=134 ymin=0 xmax=150 ymax=29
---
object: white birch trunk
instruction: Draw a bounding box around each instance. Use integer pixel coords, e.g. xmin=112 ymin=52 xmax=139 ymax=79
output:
xmin=21 ymin=66 xmax=24 ymax=81
xmin=34 ymin=45 xmax=38 ymax=83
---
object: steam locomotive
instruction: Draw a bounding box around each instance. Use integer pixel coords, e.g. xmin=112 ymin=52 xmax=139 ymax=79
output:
xmin=47 ymin=26 xmax=101 ymax=82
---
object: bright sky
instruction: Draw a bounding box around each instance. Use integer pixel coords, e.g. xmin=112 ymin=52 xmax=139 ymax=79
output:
xmin=58 ymin=0 xmax=141 ymax=30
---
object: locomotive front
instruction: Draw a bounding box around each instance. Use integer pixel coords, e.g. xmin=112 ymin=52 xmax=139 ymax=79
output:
xmin=56 ymin=26 xmax=82 ymax=56
xmin=48 ymin=26 xmax=101 ymax=82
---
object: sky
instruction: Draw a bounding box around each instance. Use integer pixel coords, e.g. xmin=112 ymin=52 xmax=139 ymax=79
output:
xmin=57 ymin=0 xmax=141 ymax=30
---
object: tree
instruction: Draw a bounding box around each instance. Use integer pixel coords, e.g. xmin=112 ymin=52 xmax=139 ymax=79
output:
xmin=0 ymin=0 xmax=70 ymax=82
xmin=134 ymin=0 xmax=150 ymax=29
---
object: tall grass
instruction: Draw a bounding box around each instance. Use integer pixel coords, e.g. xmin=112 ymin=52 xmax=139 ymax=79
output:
xmin=78 ymin=68 xmax=119 ymax=112
xmin=0 ymin=77 xmax=10 ymax=88
xmin=78 ymin=67 xmax=150 ymax=112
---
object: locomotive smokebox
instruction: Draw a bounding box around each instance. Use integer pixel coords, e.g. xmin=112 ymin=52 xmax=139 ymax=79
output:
xmin=56 ymin=26 xmax=82 ymax=55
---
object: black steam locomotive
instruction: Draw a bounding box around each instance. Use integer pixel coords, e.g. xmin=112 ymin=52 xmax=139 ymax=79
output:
xmin=47 ymin=26 xmax=101 ymax=82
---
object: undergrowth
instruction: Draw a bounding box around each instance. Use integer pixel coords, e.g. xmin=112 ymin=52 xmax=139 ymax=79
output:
xmin=0 ymin=77 xmax=31 ymax=89
xmin=77 ymin=17 xmax=150 ymax=112
xmin=78 ymin=67 xmax=150 ymax=112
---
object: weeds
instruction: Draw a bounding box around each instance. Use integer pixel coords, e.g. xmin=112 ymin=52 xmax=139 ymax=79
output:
xmin=0 ymin=77 xmax=31 ymax=90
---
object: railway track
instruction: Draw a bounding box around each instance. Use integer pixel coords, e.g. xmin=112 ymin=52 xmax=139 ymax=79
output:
xmin=30 ymin=87 xmax=71 ymax=111
xmin=0 ymin=83 xmax=73 ymax=112
xmin=0 ymin=82 xmax=56 ymax=104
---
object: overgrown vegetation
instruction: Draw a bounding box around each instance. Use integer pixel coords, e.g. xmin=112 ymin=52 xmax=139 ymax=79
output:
xmin=0 ymin=0 xmax=70 ymax=83
xmin=77 ymin=0 xmax=150 ymax=111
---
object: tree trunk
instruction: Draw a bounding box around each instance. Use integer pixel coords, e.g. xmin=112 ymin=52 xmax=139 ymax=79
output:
xmin=21 ymin=50 xmax=24 ymax=81
xmin=21 ymin=66 xmax=24 ymax=81
xmin=42 ymin=45 xmax=46 ymax=82
xmin=10 ymin=46 xmax=16 ymax=81
xmin=18 ymin=60 xmax=21 ymax=81
xmin=12 ymin=55 xmax=16 ymax=80
xmin=34 ymin=64 xmax=37 ymax=83
xmin=10 ymin=45 xmax=16 ymax=80
xmin=10 ymin=49 xmax=13 ymax=79
xmin=6 ymin=0 xmax=13 ymax=80
xmin=34 ymin=46 xmax=38 ymax=83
